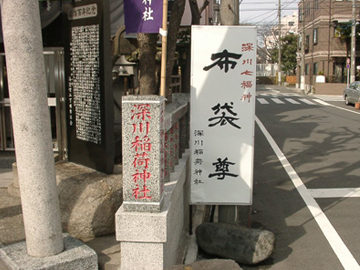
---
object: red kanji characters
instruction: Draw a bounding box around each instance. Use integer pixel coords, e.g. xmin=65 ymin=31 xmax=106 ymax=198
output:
xmin=132 ymin=169 xmax=151 ymax=184
xmin=241 ymin=93 xmax=252 ymax=102
xmin=131 ymin=104 xmax=151 ymax=121
xmin=242 ymin=59 xmax=253 ymax=65
xmin=242 ymin=43 xmax=254 ymax=52
xmin=241 ymin=70 xmax=253 ymax=76
xmin=132 ymin=184 xmax=152 ymax=199
xmin=132 ymin=152 xmax=150 ymax=169
xmin=129 ymin=103 xmax=153 ymax=200
xmin=131 ymin=136 xmax=152 ymax=152
xmin=241 ymin=81 xmax=253 ymax=89
xmin=132 ymin=122 xmax=150 ymax=135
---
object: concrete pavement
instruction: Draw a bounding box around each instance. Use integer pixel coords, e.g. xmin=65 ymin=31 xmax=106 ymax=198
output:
xmin=0 ymin=152 xmax=123 ymax=270
xmin=0 ymin=152 xmax=201 ymax=270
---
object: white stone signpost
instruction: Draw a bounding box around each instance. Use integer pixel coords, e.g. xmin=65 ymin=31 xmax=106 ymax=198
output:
xmin=190 ymin=26 xmax=256 ymax=205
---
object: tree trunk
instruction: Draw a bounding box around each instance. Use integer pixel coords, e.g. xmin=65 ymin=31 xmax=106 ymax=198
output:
xmin=189 ymin=0 xmax=210 ymax=25
xmin=165 ymin=0 xmax=186 ymax=100
xmin=189 ymin=0 xmax=201 ymax=25
xmin=182 ymin=0 xmax=209 ymax=95
xmin=137 ymin=33 xmax=159 ymax=95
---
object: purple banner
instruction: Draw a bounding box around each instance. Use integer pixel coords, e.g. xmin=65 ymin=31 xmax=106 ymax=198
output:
xmin=124 ymin=0 xmax=163 ymax=34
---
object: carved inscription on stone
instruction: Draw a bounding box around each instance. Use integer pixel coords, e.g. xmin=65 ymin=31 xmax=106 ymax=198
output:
xmin=69 ymin=24 xmax=101 ymax=144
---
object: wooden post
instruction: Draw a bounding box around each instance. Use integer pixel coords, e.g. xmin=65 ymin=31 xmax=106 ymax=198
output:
xmin=160 ymin=0 xmax=168 ymax=97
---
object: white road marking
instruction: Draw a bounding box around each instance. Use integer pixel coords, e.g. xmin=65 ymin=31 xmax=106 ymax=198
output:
xmin=257 ymin=98 xmax=269 ymax=104
xmin=271 ymin=98 xmax=285 ymax=104
xmin=328 ymin=104 xmax=360 ymax=115
xmin=256 ymin=116 xmax=360 ymax=270
xmin=313 ymin=99 xmax=331 ymax=106
xmin=299 ymin=98 xmax=316 ymax=105
xmin=309 ymin=188 xmax=360 ymax=198
xmin=284 ymin=98 xmax=300 ymax=104
xmin=315 ymin=95 xmax=344 ymax=102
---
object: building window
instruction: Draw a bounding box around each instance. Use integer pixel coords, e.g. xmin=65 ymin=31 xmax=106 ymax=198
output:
xmin=305 ymin=64 xmax=309 ymax=75
xmin=305 ymin=35 xmax=309 ymax=52
xmin=298 ymin=35 xmax=302 ymax=50
xmin=313 ymin=63 xmax=318 ymax=75
xmin=288 ymin=21 xmax=294 ymax=26
xmin=305 ymin=2 xmax=311 ymax=17
xmin=314 ymin=0 xmax=319 ymax=10
xmin=299 ymin=6 xmax=303 ymax=22
xmin=313 ymin=28 xmax=318 ymax=45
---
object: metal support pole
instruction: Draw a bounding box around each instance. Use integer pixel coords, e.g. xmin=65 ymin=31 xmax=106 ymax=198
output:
xmin=160 ymin=0 xmax=168 ymax=97
xmin=278 ymin=0 xmax=282 ymax=86
xmin=350 ymin=0 xmax=356 ymax=83
xmin=300 ymin=0 xmax=305 ymax=92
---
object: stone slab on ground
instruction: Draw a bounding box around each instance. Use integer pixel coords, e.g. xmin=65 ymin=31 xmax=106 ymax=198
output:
xmin=56 ymin=162 xmax=123 ymax=239
xmin=0 ymin=188 xmax=24 ymax=245
xmin=0 ymin=234 xmax=97 ymax=270
xmin=0 ymin=169 xmax=12 ymax=188
xmin=196 ymin=222 xmax=275 ymax=265
xmin=164 ymin=259 xmax=243 ymax=270
xmin=84 ymin=234 xmax=120 ymax=270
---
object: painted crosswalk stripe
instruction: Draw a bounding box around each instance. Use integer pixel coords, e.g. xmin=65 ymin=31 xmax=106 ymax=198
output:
xmin=299 ymin=98 xmax=316 ymax=105
xmin=285 ymin=98 xmax=300 ymax=104
xmin=309 ymin=188 xmax=360 ymax=198
xmin=313 ymin=99 xmax=331 ymax=106
xmin=257 ymin=98 xmax=269 ymax=104
xmin=271 ymin=98 xmax=285 ymax=104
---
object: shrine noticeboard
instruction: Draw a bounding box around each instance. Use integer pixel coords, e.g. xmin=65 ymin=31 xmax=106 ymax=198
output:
xmin=190 ymin=26 xmax=256 ymax=205
xmin=63 ymin=0 xmax=114 ymax=174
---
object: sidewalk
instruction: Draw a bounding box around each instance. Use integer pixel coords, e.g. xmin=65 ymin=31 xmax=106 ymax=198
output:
xmin=0 ymin=152 xmax=121 ymax=270
xmin=0 ymin=153 xmax=200 ymax=270
xmin=0 ymin=152 xmax=17 ymax=270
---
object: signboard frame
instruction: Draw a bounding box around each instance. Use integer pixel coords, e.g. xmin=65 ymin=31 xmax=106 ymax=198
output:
xmin=190 ymin=26 xmax=256 ymax=205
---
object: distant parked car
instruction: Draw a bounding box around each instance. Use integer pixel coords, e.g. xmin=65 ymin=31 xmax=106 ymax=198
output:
xmin=344 ymin=81 xmax=360 ymax=105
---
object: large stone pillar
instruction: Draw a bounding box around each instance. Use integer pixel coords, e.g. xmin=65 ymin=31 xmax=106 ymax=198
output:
xmin=1 ymin=0 xmax=63 ymax=256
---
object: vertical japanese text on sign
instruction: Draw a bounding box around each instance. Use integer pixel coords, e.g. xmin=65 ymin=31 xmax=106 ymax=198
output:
xmin=190 ymin=26 xmax=256 ymax=205
xmin=124 ymin=0 xmax=163 ymax=33
xmin=130 ymin=104 xmax=153 ymax=200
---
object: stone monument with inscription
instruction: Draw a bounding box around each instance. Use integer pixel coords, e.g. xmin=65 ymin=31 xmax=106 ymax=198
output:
xmin=121 ymin=95 xmax=165 ymax=212
xmin=63 ymin=0 xmax=114 ymax=174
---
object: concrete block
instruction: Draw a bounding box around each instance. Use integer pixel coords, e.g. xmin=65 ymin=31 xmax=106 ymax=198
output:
xmin=0 ymin=234 xmax=98 ymax=270
xmin=120 ymin=242 xmax=163 ymax=270
xmin=116 ymin=206 xmax=167 ymax=243
xmin=116 ymin=151 xmax=190 ymax=270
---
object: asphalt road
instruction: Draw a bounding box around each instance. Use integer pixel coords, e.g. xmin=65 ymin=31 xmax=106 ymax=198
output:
xmin=241 ymin=85 xmax=360 ymax=270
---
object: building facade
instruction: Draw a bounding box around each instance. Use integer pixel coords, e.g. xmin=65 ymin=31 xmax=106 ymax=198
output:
xmin=297 ymin=0 xmax=360 ymax=88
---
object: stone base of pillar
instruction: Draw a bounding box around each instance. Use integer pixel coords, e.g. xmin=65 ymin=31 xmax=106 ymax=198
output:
xmin=6 ymin=183 xmax=20 ymax=197
xmin=7 ymin=163 xmax=20 ymax=198
xmin=0 ymin=234 xmax=97 ymax=270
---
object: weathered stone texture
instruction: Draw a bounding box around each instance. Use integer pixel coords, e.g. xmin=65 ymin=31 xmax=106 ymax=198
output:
xmin=56 ymin=162 xmax=122 ymax=239
xmin=164 ymin=259 xmax=243 ymax=270
xmin=196 ymin=222 xmax=275 ymax=265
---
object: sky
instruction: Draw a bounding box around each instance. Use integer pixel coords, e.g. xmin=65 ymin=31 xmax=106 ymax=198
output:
xmin=239 ymin=0 xmax=299 ymax=25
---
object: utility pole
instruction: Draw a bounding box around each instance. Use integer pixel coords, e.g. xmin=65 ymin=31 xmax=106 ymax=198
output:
xmin=218 ymin=0 xmax=239 ymax=224
xmin=278 ymin=0 xmax=282 ymax=86
xmin=239 ymin=0 xmax=243 ymax=24
xmin=300 ymin=0 xmax=305 ymax=92
xmin=220 ymin=0 xmax=239 ymax=25
xmin=350 ymin=0 xmax=356 ymax=83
